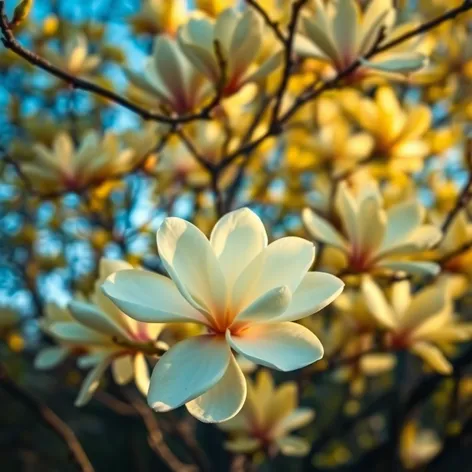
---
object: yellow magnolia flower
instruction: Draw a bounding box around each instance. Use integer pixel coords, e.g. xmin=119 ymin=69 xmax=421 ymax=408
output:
xmin=342 ymin=87 xmax=432 ymax=173
xmin=128 ymin=0 xmax=187 ymax=36
xmin=400 ymin=422 xmax=442 ymax=469
xmin=125 ymin=36 xmax=211 ymax=115
xmin=22 ymin=131 xmax=138 ymax=193
xmin=41 ymin=34 xmax=101 ymax=76
xmin=296 ymin=0 xmax=427 ymax=79
xmin=303 ymin=181 xmax=442 ymax=276
xmin=102 ymin=208 xmax=344 ymax=422
xmin=177 ymin=8 xmax=282 ymax=96
xmin=219 ymin=370 xmax=315 ymax=457
xmin=36 ymin=259 xmax=165 ymax=406
xmin=362 ymin=277 xmax=472 ymax=374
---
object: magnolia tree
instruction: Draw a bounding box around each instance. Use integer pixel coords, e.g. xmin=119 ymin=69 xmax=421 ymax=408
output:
xmin=1 ymin=0 xmax=472 ymax=471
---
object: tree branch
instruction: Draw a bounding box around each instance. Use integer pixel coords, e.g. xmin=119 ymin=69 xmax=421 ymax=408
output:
xmin=0 ymin=364 xmax=94 ymax=472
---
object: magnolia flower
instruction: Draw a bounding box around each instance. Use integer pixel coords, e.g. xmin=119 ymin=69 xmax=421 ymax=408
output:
xmin=36 ymin=259 xmax=165 ymax=406
xmin=342 ymin=87 xmax=432 ymax=172
xmin=303 ymin=181 xmax=442 ymax=276
xmin=41 ymin=34 xmax=101 ymax=76
xmin=102 ymin=208 xmax=344 ymax=422
xmin=129 ymin=0 xmax=186 ymax=36
xmin=177 ymin=8 xmax=282 ymax=96
xmin=296 ymin=0 xmax=428 ymax=78
xmin=219 ymin=370 xmax=315 ymax=456
xmin=125 ymin=36 xmax=211 ymax=115
xmin=362 ymin=277 xmax=472 ymax=374
xmin=22 ymin=131 xmax=138 ymax=193
xmin=195 ymin=0 xmax=233 ymax=17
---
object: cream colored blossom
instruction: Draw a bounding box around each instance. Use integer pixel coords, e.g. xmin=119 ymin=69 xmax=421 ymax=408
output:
xmin=296 ymin=0 xmax=427 ymax=78
xmin=177 ymin=8 xmax=282 ymax=96
xmin=35 ymin=259 xmax=165 ymax=406
xmin=362 ymin=277 xmax=472 ymax=374
xmin=41 ymin=34 xmax=101 ymax=76
xmin=303 ymin=181 xmax=442 ymax=276
xmin=102 ymin=208 xmax=344 ymax=423
xmin=22 ymin=131 xmax=139 ymax=193
xmin=125 ymin=36 xmax=211 ymax=115
xmin=219 ymin=370 xmax=314 ymax=456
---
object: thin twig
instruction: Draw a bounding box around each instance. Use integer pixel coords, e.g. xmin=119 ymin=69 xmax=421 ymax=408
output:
xmin=125 ymin=391 xmax=198 ymax=472
xmin=0 ymin=364 xmax=94 ymax=472
xmin=246 ymin=0 xmax=286 ymax=43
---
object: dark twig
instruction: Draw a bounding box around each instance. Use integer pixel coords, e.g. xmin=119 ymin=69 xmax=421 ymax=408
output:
xmin=441 ymin=173 xmax=472 ymax=235
xmin=125 ymin=391 xmax=198 ymax=472
xmin=0 ymin=365 xmax=94 ymax=472
xmin=246 ymin=0 xmax=286 ymax=43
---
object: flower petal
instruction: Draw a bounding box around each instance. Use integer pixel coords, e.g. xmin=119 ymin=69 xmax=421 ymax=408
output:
xmin=134 ymin=353 xmax=151 ymax=396
xmin=34 ymin=347 xmax=69 ymax=370
xmin=186 ymin=354 xmax=247 ymax=423
xmin=276 ymin=408 xmax=315 ymax=435
xmin=48 ymin=322 xmax=109 ymax=345
xmin=361 ymin=277 xmax=397 ymax=329
xmin=277 ymin=272 xmax=344 ymax=322
xmin=227 ymin=322 xmax=324 ymax=372
xmin=68 ymin=300 xmax=129 ymax=338
xmin=157 ymin=217 xmax=227 ymax=317
xmin=112 ymin=355 xmax=134 ymax=385
xmin=234 ymin=286 xmax=292 ymax=324
xmin=210 ymin=208 xmax=267 ymax=290
xmin=410 ymin=342 xmax=452 ymax=375
xmin=302 ymin=208 xmax=348 ymax=251
xmin=276 ymin=436 xmax=311 ymax=457
xmin=102 ymin=269 xmax=207 ymax=325
xmin=232 ymin=237 xmax=315 ymax=312
xmin=75 ymin=358 xmax=110 ymax=407
xmin=148 ymin=336 xmax=231 ymax=412
xmin=378 ymin=261 xmax=440 ymax=277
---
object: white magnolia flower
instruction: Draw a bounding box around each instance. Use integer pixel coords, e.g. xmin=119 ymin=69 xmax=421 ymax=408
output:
xmin=177 ymin=8 xmax=282 ymax=96
xmin=102 ymin=208 xmax=344 ymax=423
xmin=296 ymin=0 xmax=428 ymax=78
xmin=125 ymin=36 xmax=211 ymax=115
xmin=303 ymin=181 xmax=442 ymax=276
xmin=362 ymin=277 xmax=472 ymax=374
xmin=36 ymin=259 xmax=165 ymax=406
xmin=219 ymin=370 xmax=315 ymax=457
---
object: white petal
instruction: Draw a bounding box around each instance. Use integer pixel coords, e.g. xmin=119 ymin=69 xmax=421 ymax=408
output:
xmin=75 ymin=358 xmax=110 ymax=407
xmin=277 ymin=272 xmax=344 ymax=322
xmin=112 ymin=355 xmax=134 ymax=385
xmin=48 ymin=322 xmax=109 ymax=345
xmin=34 ymin=347 xmax=69 ymax=370
xmin=102 ymin=269 xmax=207 ymax=325
xmin=148 ymin=336 xmax=231 ymax=412
xmin=157 ymin=217 xmax=227 ymax=317
xmin=186 ymin=354 xmax=247 ymax=423
xmin=227 ymin=322 xmax=324 ymax=372
xmin=68 ymin=300 xmax=129 ymax=338
xmin=364 ymin=52 xmax=428 ymax=73
xmin=232 ymin=237 xmax=315 ymax=312
xmin=234 ymin=286 xmax=292 ymax=324
xmin=210 ymin=208 xmax=267 ymax=290
xmin=98 ymin=258 xmax=133 ymax=280
xmin=302 ymin=208 xmax=348 ymax=251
